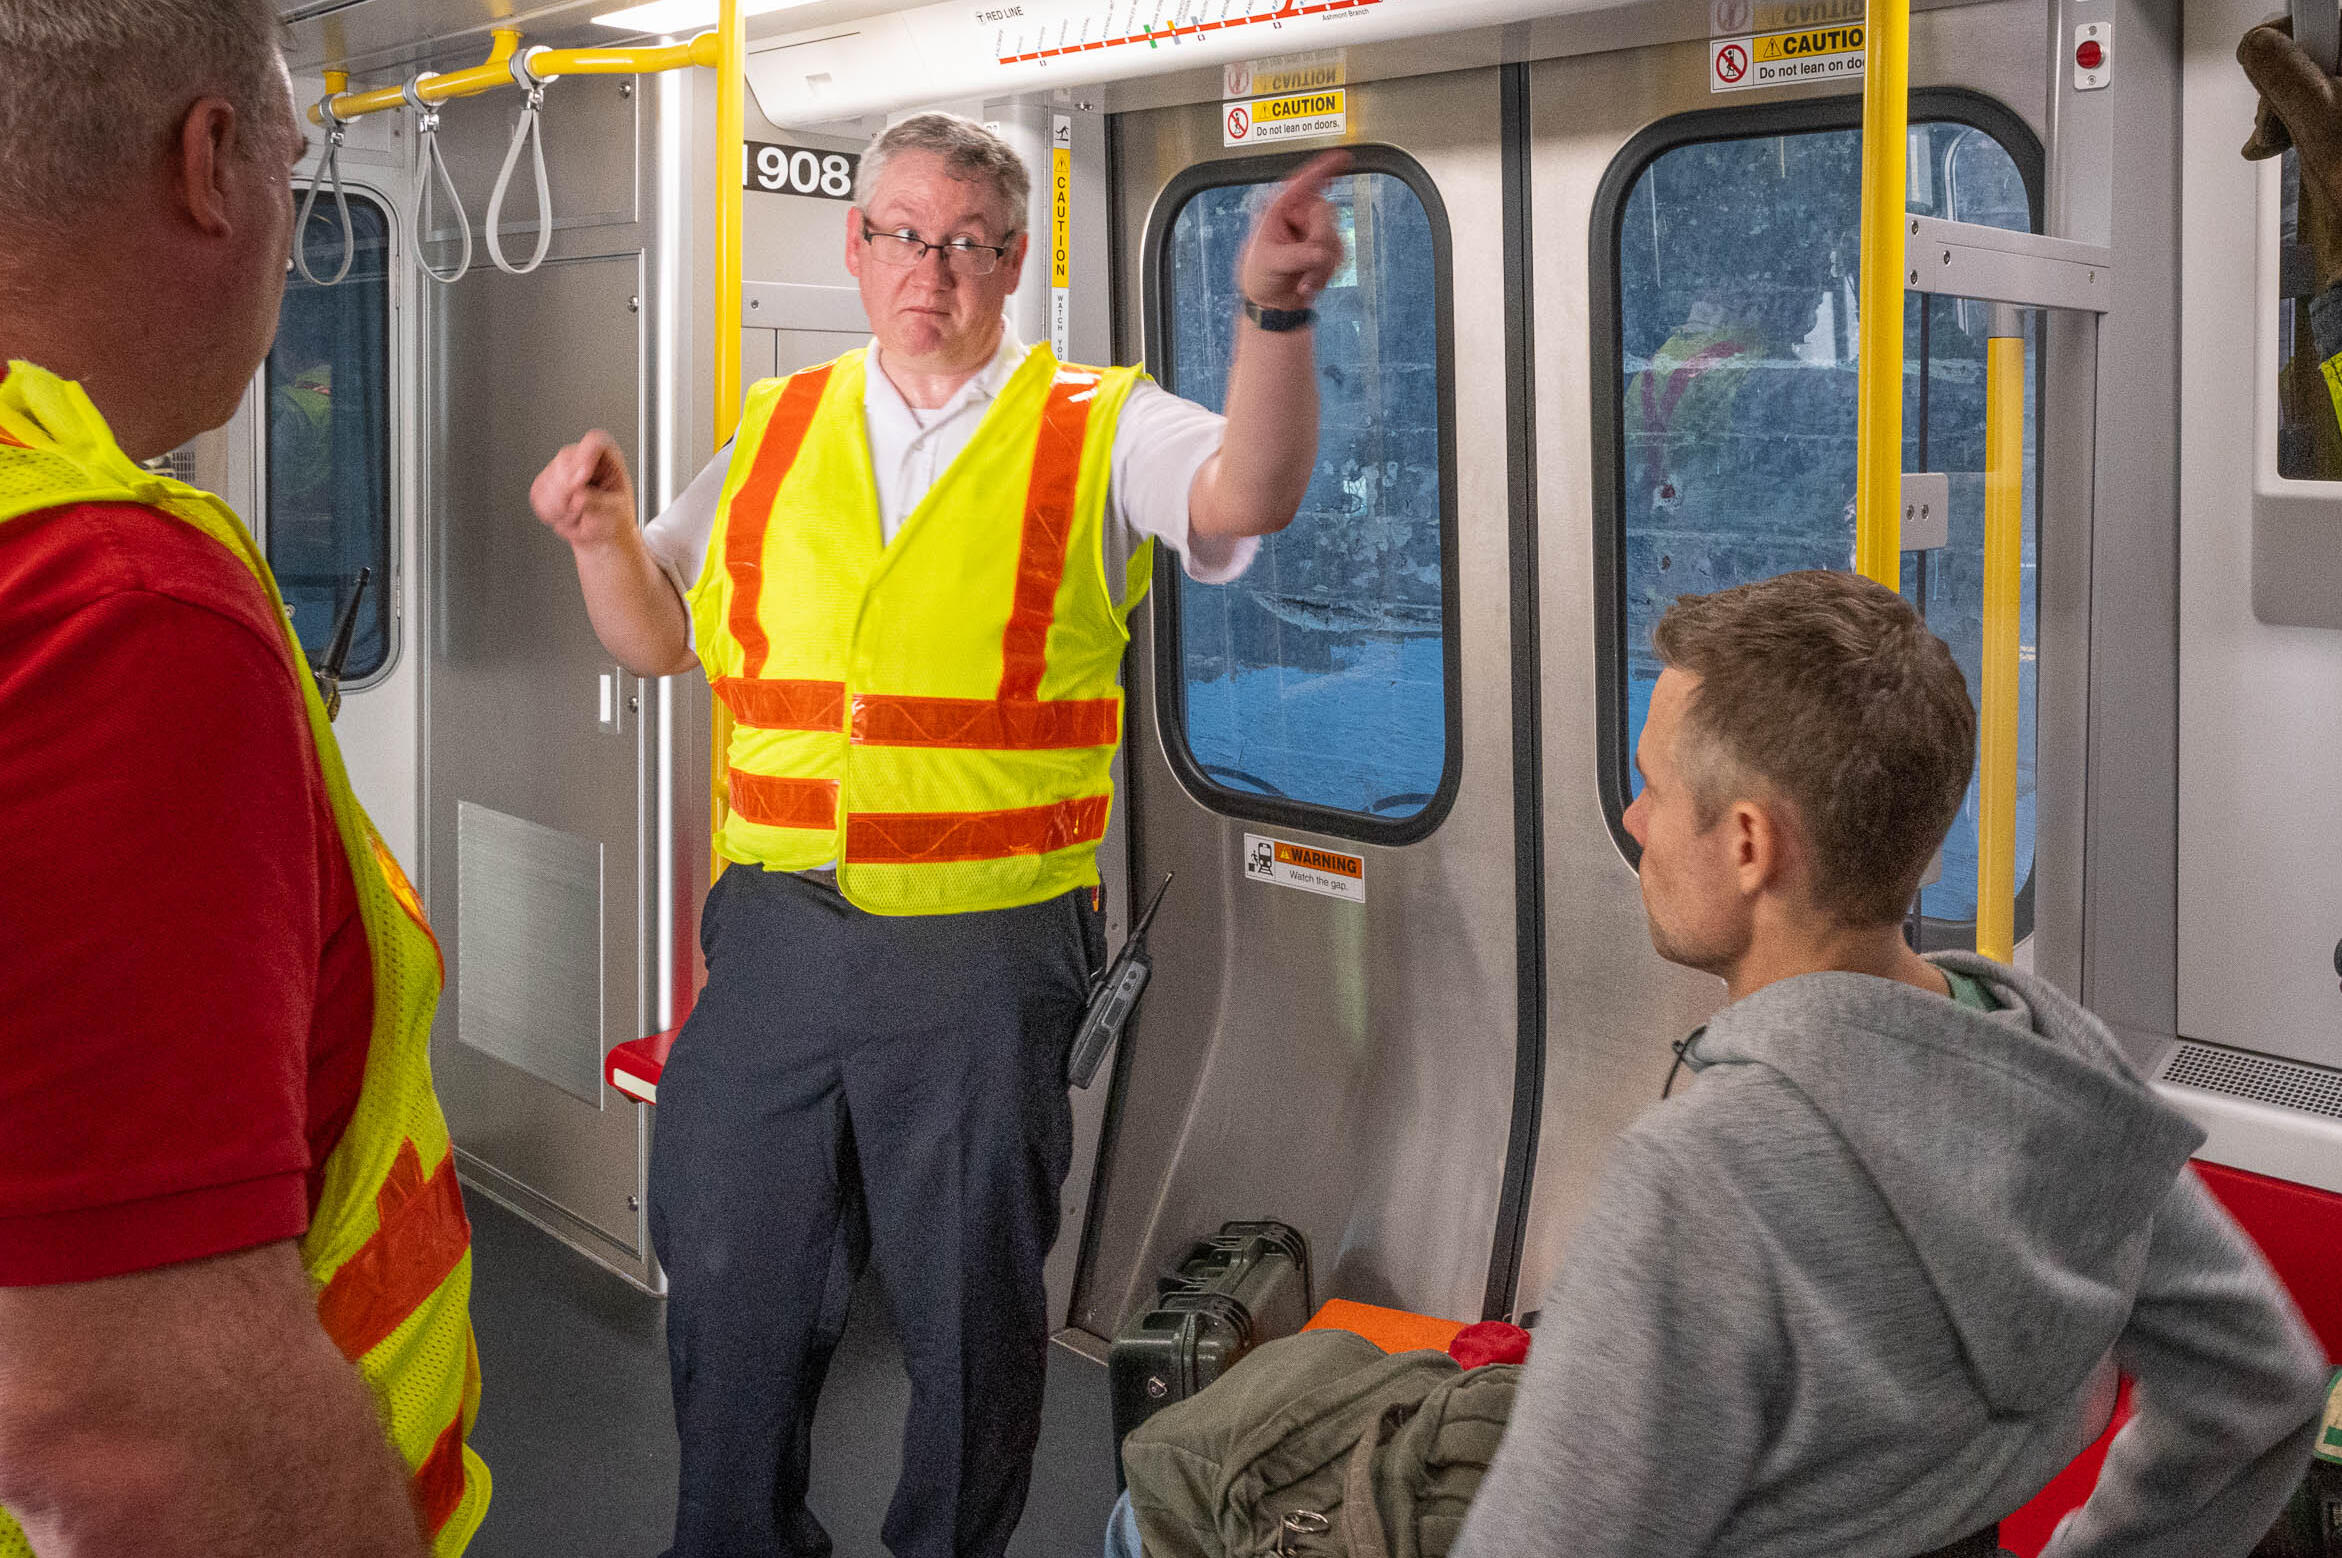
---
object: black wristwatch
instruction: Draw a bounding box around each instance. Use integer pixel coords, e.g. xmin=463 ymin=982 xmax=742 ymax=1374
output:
xmin=1243 ymin=297 xmax=1316 ymax=333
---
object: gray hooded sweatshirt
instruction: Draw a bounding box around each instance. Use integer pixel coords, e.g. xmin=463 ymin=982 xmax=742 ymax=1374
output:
xmin=1450 ymin=953 xmax=2328 ymax=1558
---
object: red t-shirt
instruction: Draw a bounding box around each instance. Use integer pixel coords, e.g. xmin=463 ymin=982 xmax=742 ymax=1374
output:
xmin=0 ymin=501 xmax=372 ymax=1285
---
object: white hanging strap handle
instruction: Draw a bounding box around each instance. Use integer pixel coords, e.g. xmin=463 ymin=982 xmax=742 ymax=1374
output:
xmin=293 ymin=92 xmax=356 ymax=287
xmin=486 ymin=47 xmax=556 ymax=276
xmin=405 ymin=73 xmax=472 ymax=285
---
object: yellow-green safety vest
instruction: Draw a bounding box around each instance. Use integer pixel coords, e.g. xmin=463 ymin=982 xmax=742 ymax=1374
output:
xmin=0 ymin=361 xmax=489 ymax=1557
xmin=692 ymin=343 xmax=1151 ymax=916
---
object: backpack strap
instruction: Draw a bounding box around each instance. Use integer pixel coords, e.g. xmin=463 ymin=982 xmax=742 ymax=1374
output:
xmin=1340 ymin=1403 xmax=1412 ymax=1558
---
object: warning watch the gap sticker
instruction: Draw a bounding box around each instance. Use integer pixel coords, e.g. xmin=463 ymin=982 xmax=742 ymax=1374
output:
xmin=1243 ymin=833 xmax=1366 ymax=903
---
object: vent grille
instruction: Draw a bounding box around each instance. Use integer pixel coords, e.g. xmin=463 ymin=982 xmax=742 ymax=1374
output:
xmin=2160 ymin=1041 xmax=2342 ymax=1121
xmin=456 ymin=802 xmax=605 ymax=1106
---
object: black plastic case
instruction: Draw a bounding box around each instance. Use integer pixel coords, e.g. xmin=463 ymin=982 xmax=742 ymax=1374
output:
xmin=1108 ymin=1220 xmax=1313 ymax=1454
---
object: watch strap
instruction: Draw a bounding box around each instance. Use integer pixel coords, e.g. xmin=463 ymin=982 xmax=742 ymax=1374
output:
xmin=1243 ymin=298 xmax=1317 ymax=333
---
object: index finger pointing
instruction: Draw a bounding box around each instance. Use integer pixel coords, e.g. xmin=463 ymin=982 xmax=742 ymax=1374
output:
xmin=1266 ymin=149 xmax=1353 ymax=221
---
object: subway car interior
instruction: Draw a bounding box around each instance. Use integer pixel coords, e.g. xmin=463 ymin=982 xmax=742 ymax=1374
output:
xmin=199 ymin=0 xmax=2342 ymax=1550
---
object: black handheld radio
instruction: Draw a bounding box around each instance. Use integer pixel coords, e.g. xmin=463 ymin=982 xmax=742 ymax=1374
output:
xmin=1068 ymin=873 xmax=1172 ymax=1089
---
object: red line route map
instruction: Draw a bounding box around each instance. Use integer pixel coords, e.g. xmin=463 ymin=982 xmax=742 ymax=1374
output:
xmin=979 ymin=0 xmax=1385 ymax=69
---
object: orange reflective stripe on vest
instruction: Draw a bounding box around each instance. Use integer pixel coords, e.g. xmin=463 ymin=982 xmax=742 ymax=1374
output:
xmin=714 ymin=676 xmax=846 ymax=731
xmin=316 ymin=1140 xmax=473 ymax=1363
xmin=728 ymin=771 xmax=840 ymax=830
xmin=849 ymin=692 xmax=1119 ymax=750
xmin=997 ymin=376 xmax=1090 ymax=703
xmin=846 ymin=794 xmax=1111 ymax=865
xmin=725 ymin=366 xmax=835 ymax=679
xmin=415 ymin=1409 xmax=472 ymax=1535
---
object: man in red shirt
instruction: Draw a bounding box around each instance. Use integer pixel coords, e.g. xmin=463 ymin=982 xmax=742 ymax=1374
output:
xmin=0 ymin=3 xmax=444 ymax=1553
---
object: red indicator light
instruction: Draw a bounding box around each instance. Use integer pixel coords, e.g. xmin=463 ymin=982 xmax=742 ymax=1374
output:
xmin=2076 ymin=39 xmax=2104 ymax=70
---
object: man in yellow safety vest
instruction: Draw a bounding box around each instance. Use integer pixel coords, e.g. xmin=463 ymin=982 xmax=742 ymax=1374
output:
xmin=531 ymin=114 xmax=1343 ymax=1556
xmin=0 ymin=4 xmax=488 ymax=1554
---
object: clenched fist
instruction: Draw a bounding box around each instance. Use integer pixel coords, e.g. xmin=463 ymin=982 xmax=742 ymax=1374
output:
xmin=531 ymin=430 xmax=638 ymax=550
xmin=1236 ymin=150 xmax=1351 ymax=312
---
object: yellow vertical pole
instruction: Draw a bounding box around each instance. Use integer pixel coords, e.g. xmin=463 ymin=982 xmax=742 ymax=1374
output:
xmin=1853 ymin=0 xmax=1910 ymax=587
xmin=710 ymin=0 xmax=745 ymax=883
xmin=1976 ymin=324 xmax=2024 ymax=963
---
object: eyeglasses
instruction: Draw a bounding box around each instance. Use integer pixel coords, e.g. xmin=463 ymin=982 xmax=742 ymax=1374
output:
xmin=860 ymin=222 xmax=1017 ymax=277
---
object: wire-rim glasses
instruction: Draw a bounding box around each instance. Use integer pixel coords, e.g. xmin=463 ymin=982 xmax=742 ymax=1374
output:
xmin=860 ymin=221 xmax=1017 ymax=276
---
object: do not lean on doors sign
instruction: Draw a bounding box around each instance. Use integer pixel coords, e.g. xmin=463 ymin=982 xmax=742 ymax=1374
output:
xmin=1711 ymin=22 xmax=1866 ymax=93
xmin=1243 ymin=834 xmax=1366 ymax=903
xmin=1223 ymin=87 xmax=1347 ymax=148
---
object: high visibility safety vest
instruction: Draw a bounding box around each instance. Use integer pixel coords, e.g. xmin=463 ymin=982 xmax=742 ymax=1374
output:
xmin=0 ymin=363 xmax=489 ymax=1557
xmin=693 ymin=344 xmax=1152 ymax=916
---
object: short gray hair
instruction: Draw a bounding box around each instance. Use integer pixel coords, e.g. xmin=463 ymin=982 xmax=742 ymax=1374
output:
xmin=0 ymin=0 xmax=292 ymax=238
xmin=854 ymin=112 xmax=1030 ymax=235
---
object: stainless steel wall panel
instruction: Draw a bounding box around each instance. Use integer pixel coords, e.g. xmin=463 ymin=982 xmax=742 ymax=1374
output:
xmin=775 ymin=330 xmax=868 ymax=377
xmin=425 ymin=237 xmax=656 ymax=1276
xmin=2071 ymin=0 xmax=2181 ymax=1039
xmin=1080 ymin=68 xmax=1520 ymax=1335
xmin=418 ymin=71 xmax=640 ymax=253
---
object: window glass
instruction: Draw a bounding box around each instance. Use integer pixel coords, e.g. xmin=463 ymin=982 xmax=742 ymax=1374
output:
xmin=270 ymin=191 xmax=392 ymax=681
xmin=2277 ymin=150 xmax=2342 ymax=480
xmin=1614 ymin=117 xmax=2037 ymax=934
xmin=1160 ymin=167 xmax=1449 ymax=825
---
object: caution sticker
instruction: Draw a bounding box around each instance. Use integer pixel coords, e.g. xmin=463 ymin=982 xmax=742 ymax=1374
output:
xmin=1049 ymin=114 xmax=1071 ymax=357
xmin=1711 ymin=22 xmax=1866 ymax=92
xmin=1243 ymin=833 xmax=1366 ymax=903
xmin=1709 ymin=0 xmax=1863 ymax=35
xmin=1224 ymin=88 xmax=1347 ymax=148
xmin=1225 ymin=49 xmax=1347 ymax=100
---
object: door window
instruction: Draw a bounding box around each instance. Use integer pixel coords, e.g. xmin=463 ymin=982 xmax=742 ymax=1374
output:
xmin=1601 ymin=99 xmax=2041 ymax=937
xmin=270 ymin=189 xmax=393 ymax=682
xmin=1150 ymin=151 xmax=1457 ymax=841
xmin=2277 ymin=150 xmax=2342 ymax=480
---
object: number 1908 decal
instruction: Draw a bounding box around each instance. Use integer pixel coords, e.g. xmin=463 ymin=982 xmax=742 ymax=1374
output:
xmin=745 ymin=142 xmax=858 ymax=200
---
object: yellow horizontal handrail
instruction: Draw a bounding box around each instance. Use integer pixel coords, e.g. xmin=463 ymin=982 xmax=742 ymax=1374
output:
xmin=308 ymin=28 xmax=719 ymax=125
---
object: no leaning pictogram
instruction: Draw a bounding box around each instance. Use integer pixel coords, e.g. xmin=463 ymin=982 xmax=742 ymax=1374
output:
xmin=1227 ymin=104 xmax=1251 ymax=140
xmin=1715 ymin=42 xmax=1749 ymax=83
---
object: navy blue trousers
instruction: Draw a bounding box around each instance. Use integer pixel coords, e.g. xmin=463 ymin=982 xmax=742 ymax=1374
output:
xmin=649 ymin=865 xmax=1101 ymax=1558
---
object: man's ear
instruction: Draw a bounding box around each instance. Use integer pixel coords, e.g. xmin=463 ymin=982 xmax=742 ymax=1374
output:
xmin=1000 ymin=229 xmax=1031 ymax=292
xmin=844 ymin=204 xmax=865 ymax=279
xmin=177 ymin=98 xmax=241 ymax=237
xmin=1729 ymin=796 xmax=1789 ymax=899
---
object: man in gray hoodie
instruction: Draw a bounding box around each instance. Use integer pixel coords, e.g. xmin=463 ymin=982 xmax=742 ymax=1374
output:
xmin=1449 ymin=570 xmax=2329 ymax=1558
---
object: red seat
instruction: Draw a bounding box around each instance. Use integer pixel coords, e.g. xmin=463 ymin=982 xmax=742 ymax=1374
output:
xmin=1999 ymin=1161 xmax=2342 ymax=1556
xmin=606 ymin=1027 xmax=681 ymax=1105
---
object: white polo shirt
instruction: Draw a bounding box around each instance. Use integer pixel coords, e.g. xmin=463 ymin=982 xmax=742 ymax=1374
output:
xmin=642 ymin=322 xmax=1257 ymax=626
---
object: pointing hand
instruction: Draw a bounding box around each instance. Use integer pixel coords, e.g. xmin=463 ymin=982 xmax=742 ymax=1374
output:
xmin=1236 ymin=150 xmax=1352 ymax=312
